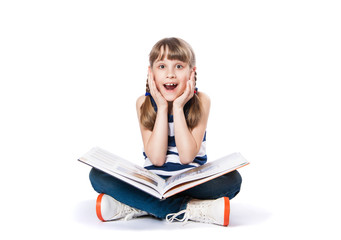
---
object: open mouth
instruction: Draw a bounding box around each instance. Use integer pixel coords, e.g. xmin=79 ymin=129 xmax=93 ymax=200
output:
xmin=164 ymin=83 xmax=178 ymax=91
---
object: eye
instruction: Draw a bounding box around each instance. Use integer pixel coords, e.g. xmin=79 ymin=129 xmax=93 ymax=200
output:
xmin=158 ymin=64 xmax=165 ymax=69
xmin=176 ymin=64 xmax=183 ymax=69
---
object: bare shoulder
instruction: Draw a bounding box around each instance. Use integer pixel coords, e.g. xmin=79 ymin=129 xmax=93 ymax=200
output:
xmin=136 ymin=95 xmax=146 ymax=113
xmin=198 ymin=91 xmax=211 ymax=111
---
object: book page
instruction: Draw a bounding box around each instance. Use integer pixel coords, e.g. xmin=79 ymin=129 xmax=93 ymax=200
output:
xmin=162 ymin=162 xmax=249 ymax=199
xmin=163 ymin=152 xmax=248 ymax=194
xmin=79 ymin=147 xmax=165 ymax=192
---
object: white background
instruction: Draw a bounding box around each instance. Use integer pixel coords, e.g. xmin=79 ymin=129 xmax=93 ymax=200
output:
xmin=1 ymin=0 xmax=340 ymax=239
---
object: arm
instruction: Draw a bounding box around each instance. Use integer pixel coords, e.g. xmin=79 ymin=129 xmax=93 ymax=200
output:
xmin=137 ymin=98 xmax=168 ymax=167
xmin=136 ymin=69 xmax=169 ymax=166
xmin=173 ymin=76 xmax=211 ymax=164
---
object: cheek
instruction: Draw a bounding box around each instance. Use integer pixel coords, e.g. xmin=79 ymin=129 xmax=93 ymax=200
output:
xmin=178 ymin=71 xmax=191 ymax=81
xmin=177 ymin=74 xmax=190 ymax=91
xmin=153 ymin=73 xmax=164 ymax=85
xmin=155 ymin=81 xmax=163 ymax=91
xmin=177 ymin=82 xmax=187 ymax=94
xmin=178 ymin=75 xmax=189 ymax=85
xmin=152 ymin=75 xmax=163 ymax=89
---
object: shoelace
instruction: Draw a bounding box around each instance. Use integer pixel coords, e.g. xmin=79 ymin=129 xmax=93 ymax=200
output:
xmin=166 ymin=203 xmax=216 ymax=224
xmin=124 ymin=208 xmax=144 ymax=221
xmin=120 ymin=204 xmax=148 ymax=221
xmin=166 ymin=210 xmax=190 ymax=224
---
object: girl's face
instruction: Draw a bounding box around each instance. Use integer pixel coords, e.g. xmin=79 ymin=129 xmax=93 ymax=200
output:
xmin=151 ymin=57 xmax=195 ymax=102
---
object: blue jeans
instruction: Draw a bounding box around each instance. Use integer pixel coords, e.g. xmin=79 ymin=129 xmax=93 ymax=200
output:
xmin=89 ymin=168 xmax=242 ymax=219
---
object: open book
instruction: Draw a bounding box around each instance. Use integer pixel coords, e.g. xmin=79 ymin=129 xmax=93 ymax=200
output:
xmin=78 ymin=147 xmax=249 ymax=199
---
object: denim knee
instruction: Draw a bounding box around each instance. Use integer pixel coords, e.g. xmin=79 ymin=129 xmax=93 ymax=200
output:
xmin=226 ymin=170 xmax=242 ymax=199
xmin=89 ymin=168 xmax=107 ymax=194
xmin=230 ymin=170 xmax=242 ymax=187
xmin=89 ymin=168 xmax=99 ymax=184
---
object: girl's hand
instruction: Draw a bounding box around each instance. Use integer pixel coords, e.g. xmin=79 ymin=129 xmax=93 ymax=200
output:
xmin=148 ymin=67 xmax=168 ymax=110
xmin=173 ymin=70 xmax=196 ymax=109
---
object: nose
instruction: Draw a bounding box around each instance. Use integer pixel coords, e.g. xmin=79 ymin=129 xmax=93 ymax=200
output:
xmin=166 ymin=69 xmax=175 ymax=79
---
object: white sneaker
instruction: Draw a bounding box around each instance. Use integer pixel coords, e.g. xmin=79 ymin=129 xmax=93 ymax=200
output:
xmin=166 ymin=197 xmax=230 ymax=226
xmin=96 ymin=193 xmax=148 ymax=221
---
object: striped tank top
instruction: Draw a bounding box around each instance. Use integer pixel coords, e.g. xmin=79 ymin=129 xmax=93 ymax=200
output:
xmin=143 ymin=114 xmax=207 ymax=178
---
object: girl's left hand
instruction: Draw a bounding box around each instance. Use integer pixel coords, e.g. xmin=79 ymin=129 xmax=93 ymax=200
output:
xmin=173 ymin=70 xmax=196 ymax=109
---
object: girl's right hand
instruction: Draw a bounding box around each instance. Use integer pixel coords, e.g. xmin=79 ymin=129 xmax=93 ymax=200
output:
xmin=148 ymin=67 xmax=168 ymax=110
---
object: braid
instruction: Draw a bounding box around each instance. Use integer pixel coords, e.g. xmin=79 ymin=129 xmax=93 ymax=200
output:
xmin=140 ymin=77 xmax=156 ymax=131
xmin=145 ymin=78 xmax=150 ymax=93
xmin=194 ymin=71 xmax=197 ymax=88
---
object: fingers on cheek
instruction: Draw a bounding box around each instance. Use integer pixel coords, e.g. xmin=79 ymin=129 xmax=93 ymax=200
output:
xmin=189 ymin=81 xmax=193 ymax=93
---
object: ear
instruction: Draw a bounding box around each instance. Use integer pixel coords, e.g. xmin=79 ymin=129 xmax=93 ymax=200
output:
xmin=148 ymin=66 xmax=153 ymax=75
xmin=191 ymin=67 xmax=197 ymax=79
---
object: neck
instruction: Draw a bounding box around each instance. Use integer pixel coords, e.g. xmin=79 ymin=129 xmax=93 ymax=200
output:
xmin=168 ymin=101 xmax=173 ymax=115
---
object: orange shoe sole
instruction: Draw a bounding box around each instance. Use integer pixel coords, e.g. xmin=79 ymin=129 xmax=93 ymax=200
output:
xmin=96 ymin=193 xmax=106 ymax=222
xmin=223 ymin=197 xmax=230 ymax=226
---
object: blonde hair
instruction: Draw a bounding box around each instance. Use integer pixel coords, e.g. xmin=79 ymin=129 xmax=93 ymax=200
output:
xmin=140 ymin=37 xmax=202 ymax=131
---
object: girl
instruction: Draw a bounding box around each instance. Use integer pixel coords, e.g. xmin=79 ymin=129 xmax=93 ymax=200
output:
xmin=89 ymin=38 xmax=242 ymax=226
